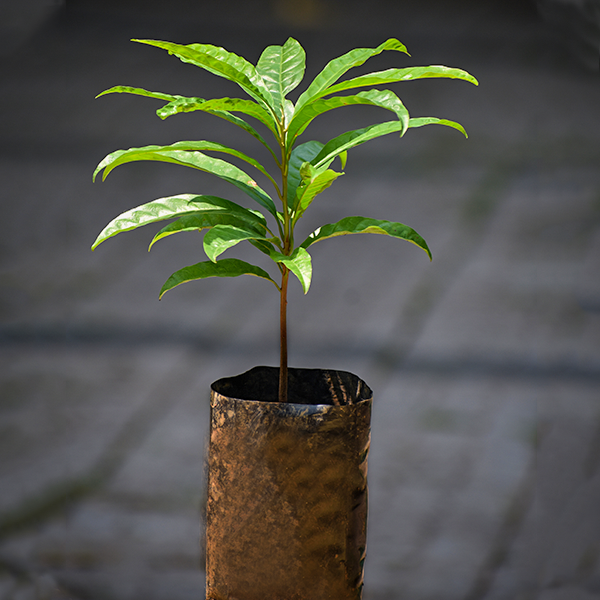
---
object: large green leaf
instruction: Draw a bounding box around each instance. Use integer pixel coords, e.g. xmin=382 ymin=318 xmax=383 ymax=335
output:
xmin=309 ymin=114 xmax=467 ymax=170
xmin=95 ymin=85 xmax=176 ymax=102
xmin=149 ymin=211 xmax=270 ymax=249
xmin=93 ymin=143 xmax=278 ymax=217
xmin=269 ymin=247 xmax=312 ymax=293
xmin=203 ymin=224 xmax=278 ymax=262
xmin=300 ymin=216 xmax=432 ymax=259
xmin=294 ymin=38 xmax=409 ymax=112
xmin=157 ymin=96 xmax=278 ymax=135
xmin=312 ymin=121 xmax=405 ymax=169
xmin=96 ymin=85 xmax=277 ymax=158
xmin=321 ymin=65 xmax=479 ymax=97
xmin=311 ymin=116 xmax=468 ymax=169
xmin=91 ymin=194 xmax=265 ymax=250
xmin=287 ymin=89 xmax=409 ymax=147
xmin=159 ymin=258 xmax=278 ymax=299
xmin=408 ymin=116 xmax=468 ymax=137
xmin=256 ymin=37 xmax=306 ymax=120
xmin=94 ymin=140 xmax=272 ymax=183
xmin=133 ymin=39 xmax=275 ymax=113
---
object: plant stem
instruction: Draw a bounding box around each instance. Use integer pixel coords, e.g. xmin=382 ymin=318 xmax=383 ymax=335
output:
xmin=278 ymin=267 xmax=289 ymax=403
xmin=276 ymin=124 xmax=292 ymax=403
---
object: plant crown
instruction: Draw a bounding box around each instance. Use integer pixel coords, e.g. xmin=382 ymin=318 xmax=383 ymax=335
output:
xmin=92 ymin=37 xmax=478 ymax=401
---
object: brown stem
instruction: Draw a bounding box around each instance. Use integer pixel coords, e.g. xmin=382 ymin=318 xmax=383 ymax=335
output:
xmin=278 ymin=268 xmax=289 ymax=403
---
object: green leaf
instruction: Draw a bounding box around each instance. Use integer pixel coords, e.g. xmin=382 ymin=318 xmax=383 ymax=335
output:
xmin=256 ymin=37 xmax=306 ymax=119
xmin=286 ymin=140 xmax=324 ymax=205
xmin=203 ymin=224 xmax=277 ymax=262
xmin=321 ymin=65 xmax=479 ymax=97
xmin=93 ymin=143 xmax=278 ymax=217
xmin=283 ymin=99 xmax=295 ymax=128
xmin=312 ymin=121 xmax=405 ymax=169
xmin=300 ymin=216 xmax=432 ymax=259
xmin=294 ymin=168 xmax=342 ymax=219
xmin=269 ymin=247 xmax=312 ymax=294
xmin=95 ymin=139 xmax=272 ymax=182
xmin=157 ymin=96 xmax=278 ymax=135
xmin=91 ymin=194 xmax=265 ymax=250
xmin=311 ymin=114 xmax=469 ymax=169
xmin=95 ymin=85 xmax=176 ymax=101
xmin=295 ymin=38 xmax=409 ymax=112
xmin=159 ymin=258 xmax=279 ymax=299
xmin=408 ymin=116 xmax=468 ymax=138
xmin=149 ymin=210 xmax=269 ymax=249
xmin=96 ymin=85 xmax=277 ymax=157
xmin=287 ymin=89 xmax=409 ymax=147
xmin=133 ymin=39 xmax=275 ymax=113
xmin=96 ymin=85 xmax=277 ymax=158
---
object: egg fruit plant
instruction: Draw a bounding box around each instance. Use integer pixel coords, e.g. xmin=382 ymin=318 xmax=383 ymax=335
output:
xmin=92 ymin=37 xmax=478 ymax=403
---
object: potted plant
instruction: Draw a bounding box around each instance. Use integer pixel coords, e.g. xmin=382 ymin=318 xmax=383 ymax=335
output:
xmin=92 ymin=37 xmax=477 ymax=600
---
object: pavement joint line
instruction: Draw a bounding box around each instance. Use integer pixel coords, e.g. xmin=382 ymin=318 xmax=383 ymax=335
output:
xmin=3 ymin=328 xmax=600 ymax=382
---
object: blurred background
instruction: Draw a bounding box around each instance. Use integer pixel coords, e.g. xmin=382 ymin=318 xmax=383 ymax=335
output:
xmin=1 ymin=0 xmax=600 ymax=598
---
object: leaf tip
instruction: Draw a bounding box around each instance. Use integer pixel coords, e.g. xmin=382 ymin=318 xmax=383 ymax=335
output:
xmin=131 ymin=38 xmax=158 ymax=49
xmin=158 ymin=283 xmax=170 ymax=300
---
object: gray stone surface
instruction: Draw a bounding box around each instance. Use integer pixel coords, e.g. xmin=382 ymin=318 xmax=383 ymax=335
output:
xmin=1 ymin=1 xmax=600 ymax=599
